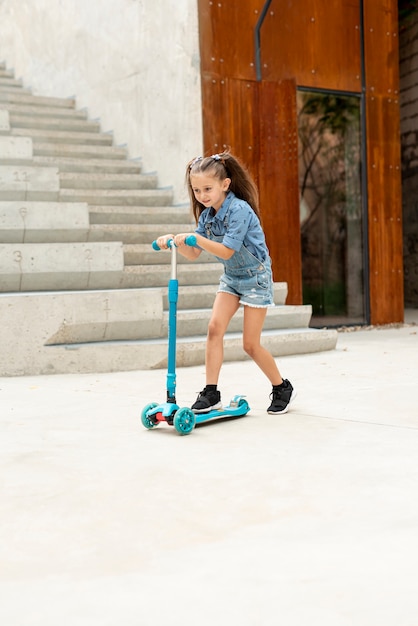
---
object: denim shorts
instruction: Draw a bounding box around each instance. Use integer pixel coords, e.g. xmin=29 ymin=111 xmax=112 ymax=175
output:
xmin=218 ymin=266 xmax=275 ymax=308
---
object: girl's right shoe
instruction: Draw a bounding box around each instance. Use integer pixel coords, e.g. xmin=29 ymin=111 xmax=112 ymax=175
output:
xmin=191 ymin=387 xmax=222 ymax=413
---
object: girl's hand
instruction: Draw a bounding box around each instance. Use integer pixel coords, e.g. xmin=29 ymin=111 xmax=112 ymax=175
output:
xmin=173 ymin=233 xmax=194 ymax=247
xmin=172 ymin=232 xmax=201 ymax=260
xmin=156 ymin=234 xmax=175 ymax=249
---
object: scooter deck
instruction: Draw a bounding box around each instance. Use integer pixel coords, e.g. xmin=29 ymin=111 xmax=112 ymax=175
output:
xmin=141 ymin=395 xmax=250 ymax=434
xmin=194 ymin=396 xmax=250 ymax=424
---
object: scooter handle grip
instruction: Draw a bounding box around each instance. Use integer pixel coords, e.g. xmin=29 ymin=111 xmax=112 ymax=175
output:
xmin=184 ymin=234 xmax=197 ymax=246
xmin=152 ymin=235 xmax=197 ymax=250
xmin=151 ymin=239 xmax=175 ymax=250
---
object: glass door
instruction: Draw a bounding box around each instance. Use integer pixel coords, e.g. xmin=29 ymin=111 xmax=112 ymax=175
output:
xmin=297 ymin=90 xmax=366 ymax=326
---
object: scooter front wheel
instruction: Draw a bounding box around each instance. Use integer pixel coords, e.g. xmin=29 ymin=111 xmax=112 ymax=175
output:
xmin=174 ymin=407 xmax=196 ymax=435
xmin=141 ymin=402 xmax=159 ymax=429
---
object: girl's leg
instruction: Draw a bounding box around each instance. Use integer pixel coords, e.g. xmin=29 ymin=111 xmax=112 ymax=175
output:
xmin=242 ymin=305 xmax=283 ymax=385
xmin=206 ymin=291 xmax=240 ymax=384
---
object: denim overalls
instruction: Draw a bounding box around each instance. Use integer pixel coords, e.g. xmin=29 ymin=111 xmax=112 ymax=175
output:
xmin=203 ymin=202 xmax=275 ymax=308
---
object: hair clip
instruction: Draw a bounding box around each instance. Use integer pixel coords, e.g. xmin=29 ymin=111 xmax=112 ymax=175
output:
xmin=190 ymin=156 xmax=203 ymax=169
xmin=210 ymin=153 xmax=221 ymax=161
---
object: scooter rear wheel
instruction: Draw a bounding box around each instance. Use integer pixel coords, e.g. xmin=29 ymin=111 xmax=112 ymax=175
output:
xmin=174 ymin=407 xmax=196 ymax=435
xmin=237 ymin=397 xmax=250 ymax=411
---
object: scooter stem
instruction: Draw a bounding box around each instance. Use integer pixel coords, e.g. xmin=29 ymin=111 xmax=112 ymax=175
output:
xmin=170 ymin=240 xmax=177 ymax=280
xmin=167 ymin=243 xmax=178 ymax=403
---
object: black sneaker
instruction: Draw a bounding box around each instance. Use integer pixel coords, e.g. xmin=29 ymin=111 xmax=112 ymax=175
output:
xmin=267 ymin=380 xmax=296 ymax=414
xmin=191 ymin=387 xmax=222 ymax=413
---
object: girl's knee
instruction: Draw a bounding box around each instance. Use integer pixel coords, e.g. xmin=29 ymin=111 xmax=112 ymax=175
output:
xmin=243 ymin=340 xmax=260 ymax=358
xmin=208 ymin=318 xmax=226 ymax=339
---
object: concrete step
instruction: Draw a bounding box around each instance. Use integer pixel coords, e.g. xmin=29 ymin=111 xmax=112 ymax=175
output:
xmin=11 ymin=127 xmax=113 ymax=146
xmin=165 ymin=327 xmax=338 ymax=368
xmin=0 ymin=83 xmax=31 ymax=94
xmin=0 ymin=165 xmax=59 ymax=201
xmin=123 ymin=244 xmax=215 ymax=265
xmin=0 ymin=91 xmax=77 ymax=108
xmin=39 ymin=327 xmax=338 ymax=374
xmin=60 ymin=188 xmax=173 ymax=206
xmin=59 ymin=172 xmax=158 ymax=190
xmin=88 ymin=223 xmax=194 ymax=244
xmin=121 ymin=263 xmax=223 ymax=288
xmin=0 ymin=68 xmax=14 ymax=79
xmin=34 ymin=155 xmax=142 ymax=174
xmin=41 ymin=289 xmax=163 ymax=345
xmin=99 ymin=282 xmax=287 ymax=314
xmin=16 ymin=291 xmax=307 ymax=344
xmin=89 ymin=205 xmax=191 ymax=224
xmin=160 ymin=282 xmax=288 ymax=309
xmin=0 ymin=242 xmax=124 ymax=291
xmin=0 ymin=77 xmax=25 ymax=89
xmin=165 ymin=304 xmax=313 ymax=338
xmin=0 ymin=136 xmax=33 ymax=163
xmin=0 ymin=288 xmax=164 ymax=375
xmin=10 ymin=112 xmax=101 ymax=133
xmin=0 ymin=289 xmax=338 ymax=375
xmin=0 ymin=109 xmax=10 ymax=134
xmin=3 ymin=102 xmax=88 ymax=120
xmin=33 ymin=142 xmax=128 ymax=160
xmin=0 ymin=201 xmax=89 ymax=242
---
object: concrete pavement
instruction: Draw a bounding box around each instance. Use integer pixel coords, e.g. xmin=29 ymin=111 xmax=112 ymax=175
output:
xmin=1 ymin=313 xmax=417 ymax=626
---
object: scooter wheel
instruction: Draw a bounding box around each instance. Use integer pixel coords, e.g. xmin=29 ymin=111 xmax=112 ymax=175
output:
xmin=238 ymin=398 xmax=250 ymax=411
xmin=173 ymin=407 xmax=196 ymax=435
xmin=141 ymin=402 xmax=159 ymax=429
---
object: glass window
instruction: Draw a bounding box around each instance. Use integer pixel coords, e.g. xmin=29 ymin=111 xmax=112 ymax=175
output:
xmin=297 ymin=90 xmax=365 ymax=326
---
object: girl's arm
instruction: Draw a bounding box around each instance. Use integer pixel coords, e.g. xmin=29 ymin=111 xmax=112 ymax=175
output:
xmin=174 ymin=233 xmax=234 ymax=260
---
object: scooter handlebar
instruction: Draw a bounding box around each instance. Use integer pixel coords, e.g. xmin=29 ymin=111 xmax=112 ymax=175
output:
xmin=184 ymin=234 xmax=197 ymax=247
xmin=152 ymin=235 xmax=197 ymax=250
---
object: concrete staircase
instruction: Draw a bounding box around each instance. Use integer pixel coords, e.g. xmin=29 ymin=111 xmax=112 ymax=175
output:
xmin=0 ymin=62 xmax=337 ymax=376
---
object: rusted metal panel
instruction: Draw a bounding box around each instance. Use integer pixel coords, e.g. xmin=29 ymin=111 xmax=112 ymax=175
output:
xmin=199 ymin=0 xmax=362 ymax=91
xmin=198 ymin=0 xmax=404 ymax=323
xmin=363 ymin=0 xmax=400 ymax=96
xmin=260 ymin=0 xmax=362 ymax=92
xmin=198 ymin=0 xmax=265 ymax=80
xmin=257 ymin=79 xmax=302 ymax=304
xmin=200 ymin=73 xmax=230 ymax=153
xmin=364 ymin=0 xmax=403 ymax=323
xmin=200 ymin=74 xmax=302 ymax=303
xmin=200 ymin=74 xmax=260 ymax=180
xmin=366 ymin=93 xmax=404 ymax=324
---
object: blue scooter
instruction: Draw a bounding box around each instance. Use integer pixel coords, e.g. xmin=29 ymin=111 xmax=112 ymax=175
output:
xmin=141 ymin=235 xmax=250 ymax=435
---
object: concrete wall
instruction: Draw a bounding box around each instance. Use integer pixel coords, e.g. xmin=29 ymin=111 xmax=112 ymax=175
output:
xmin=399 ymin=11 xmax=418 ymax=306
xmin=0 ymin=0 xmax=202 ymax=203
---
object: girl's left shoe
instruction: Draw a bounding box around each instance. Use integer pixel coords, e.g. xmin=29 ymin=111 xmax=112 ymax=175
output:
xmin=267 ymin=380 xmax=296 ymax=414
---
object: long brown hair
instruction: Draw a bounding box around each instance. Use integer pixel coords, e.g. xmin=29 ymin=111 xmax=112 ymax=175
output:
xmin=185 ymin=150 xmax=260 ymax=224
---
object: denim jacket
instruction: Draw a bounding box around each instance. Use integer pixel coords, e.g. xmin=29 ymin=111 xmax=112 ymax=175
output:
xmin=195 ymin=191 xmax=270 ymax=263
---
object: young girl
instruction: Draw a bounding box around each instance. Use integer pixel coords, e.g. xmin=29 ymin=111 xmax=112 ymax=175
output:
xmin=156 ymin=151 xmax=296 ymax=415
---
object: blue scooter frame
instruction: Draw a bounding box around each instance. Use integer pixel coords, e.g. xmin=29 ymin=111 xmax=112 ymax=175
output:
xmin=141 ymin=235 xmax=250 ymax=435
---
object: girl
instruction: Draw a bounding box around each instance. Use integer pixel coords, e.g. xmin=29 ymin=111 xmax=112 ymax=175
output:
xmin=156 ymin=151 xmax=296 ymax=415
